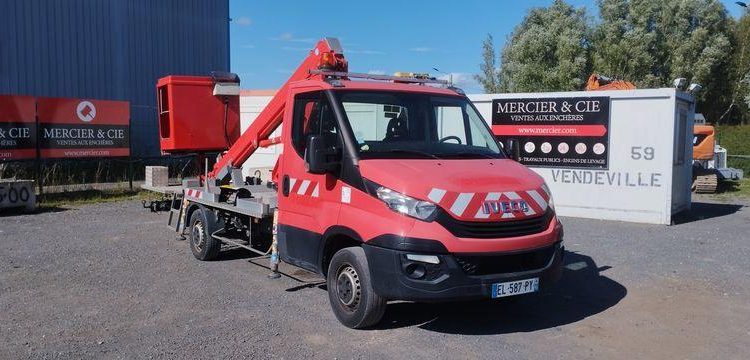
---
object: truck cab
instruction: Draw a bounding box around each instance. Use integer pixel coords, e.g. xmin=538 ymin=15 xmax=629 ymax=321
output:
xmin=276 ymin=79 xmax=563 ymax=327
xmin=156 ymin=38 xmax=563 ymax=329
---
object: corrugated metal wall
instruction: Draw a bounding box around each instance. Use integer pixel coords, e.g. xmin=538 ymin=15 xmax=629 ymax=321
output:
xmin=0 ymin=0 xmax=230 ymax=157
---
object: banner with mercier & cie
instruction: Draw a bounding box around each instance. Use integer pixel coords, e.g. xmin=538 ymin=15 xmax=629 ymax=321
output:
xmin=492 ymin=97 xmax=610 ymax=169
xmin=0 ymin=95 xmax=129 ymax=161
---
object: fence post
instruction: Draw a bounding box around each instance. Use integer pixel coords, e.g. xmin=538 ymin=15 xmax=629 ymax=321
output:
xmin=35 ymin=100 xmax=43 ymax=196
xmin=128 ymin=117 xmax=133 ymax=191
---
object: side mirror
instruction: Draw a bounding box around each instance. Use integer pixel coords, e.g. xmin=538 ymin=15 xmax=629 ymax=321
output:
xmin=305 ymin=135 xmax=340 ymax=174
xmin=505 ymin=138 xmax=520 ymax=161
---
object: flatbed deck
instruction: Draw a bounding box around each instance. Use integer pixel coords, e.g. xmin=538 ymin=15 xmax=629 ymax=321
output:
xmin=140 ymin=184 xmax=185 ymax=195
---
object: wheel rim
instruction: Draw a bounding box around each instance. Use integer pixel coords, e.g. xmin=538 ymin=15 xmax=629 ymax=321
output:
xmin=191 ymin=220 xmax=205 ymax=251
xmin=336 ymin=264 xmax=361 ymax=310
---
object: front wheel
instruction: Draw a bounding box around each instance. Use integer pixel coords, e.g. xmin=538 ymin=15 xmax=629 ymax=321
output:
xmin=326 ymin=247 xmax=386 ymax=329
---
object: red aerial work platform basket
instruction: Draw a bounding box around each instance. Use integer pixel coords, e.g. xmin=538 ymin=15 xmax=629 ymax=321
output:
xmin=156 ymin=73 xmax=241 ymax=153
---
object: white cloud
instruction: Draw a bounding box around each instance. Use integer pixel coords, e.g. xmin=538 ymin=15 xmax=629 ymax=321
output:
xmin=409 ymin=47 xmax=434 ymax=52
xmin=367 ymin=70 xmax=387 ymax=75
xmin=347 ymin=49 xmax=385 ymax=55
xmin=273 ymin=33 xmax=315 ymax=43
xmin=235 ymin=16 xmax=252 ymax=26
xmin=437 ymin=73 xmax=482 ymax=93
xmin=281 ymin=46 xmax=312 ymax=52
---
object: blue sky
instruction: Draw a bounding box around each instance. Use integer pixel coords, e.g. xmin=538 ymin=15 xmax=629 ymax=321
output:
xmin=230 ymin=0 xmax=745 ymax=93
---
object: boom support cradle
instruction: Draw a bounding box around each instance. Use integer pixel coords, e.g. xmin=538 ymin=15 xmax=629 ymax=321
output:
xmin=209 ymin=38 xmax=345 ymax=182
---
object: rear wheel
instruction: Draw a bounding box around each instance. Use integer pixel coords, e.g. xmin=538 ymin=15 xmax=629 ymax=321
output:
xmin=326 ymin=247 xmax=386 ymax=329
xmin=189 ymin=207 xmax=221 ymax=261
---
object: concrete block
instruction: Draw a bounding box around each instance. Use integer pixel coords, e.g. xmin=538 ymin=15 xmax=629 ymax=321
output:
xmin=0 ymin=180 xmax=36 ymax=211
xmin=145 ymin=166 xmax=168 ymax=187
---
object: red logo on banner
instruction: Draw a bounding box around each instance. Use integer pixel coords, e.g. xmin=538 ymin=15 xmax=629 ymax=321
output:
xmin=76 ymin=101 xmax=97 ymax=122
xmin=37 ymin=97 xmax=130 ymax=159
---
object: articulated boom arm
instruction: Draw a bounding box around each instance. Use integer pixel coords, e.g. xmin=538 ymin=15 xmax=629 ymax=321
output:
xmin=209 ymin=37 xmax=346 ymax=181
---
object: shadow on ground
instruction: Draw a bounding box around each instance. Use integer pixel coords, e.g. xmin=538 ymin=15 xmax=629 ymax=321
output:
xmin=209 ymin=240 xmax=626 ymax=335
xmin=0 ymin=205 xmax=68 ymax=217
xmin=217 ymin=247 xmax=260 ymax=261
xmin=672 ymin=201 xmax=744 ymax=225
xmin=374 ymin=251 xmax=626 ymax=335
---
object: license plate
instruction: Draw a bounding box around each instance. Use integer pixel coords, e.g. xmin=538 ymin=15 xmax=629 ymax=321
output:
xmin=491 ymin=278 xmax=539 ymax=298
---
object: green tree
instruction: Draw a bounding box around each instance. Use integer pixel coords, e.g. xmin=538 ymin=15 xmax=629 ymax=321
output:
xmin=592 ymin=0 xmax=663 ymax=86
xmin=663 ymin=0 xmax=733 ymax=122
xmin=499 ymin=0 xmax=592 ymax=92
xmin=475 ymin=34 xmax=502 ymax=93
xmin=592 ymin=0 xmax=733 ymax=122
xmin=728 ymin=11 xmax=750 ymax=124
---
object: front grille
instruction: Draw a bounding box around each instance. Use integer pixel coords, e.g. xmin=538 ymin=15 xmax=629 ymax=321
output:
xmin=454 ymin=244 xmax=558 ymax=276
xmin=435 ymin=209 xmax=553 ymax=239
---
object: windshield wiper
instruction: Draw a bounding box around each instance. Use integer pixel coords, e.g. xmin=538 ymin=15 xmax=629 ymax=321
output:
xmin=383 ymin=149 xmax=441 ymax=159
xmin=439 ymin=152 xmax=499 ymax=159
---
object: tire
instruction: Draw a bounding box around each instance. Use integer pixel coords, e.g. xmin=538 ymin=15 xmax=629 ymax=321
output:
xmin=326 ymin=247 xmax=386 ymax=329
xmin=188 ymin=207 xmax=221 ymax=261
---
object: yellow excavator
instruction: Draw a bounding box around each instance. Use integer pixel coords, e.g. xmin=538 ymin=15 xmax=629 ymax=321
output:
xmin=586 ymin=74 xmax=743 ymax=193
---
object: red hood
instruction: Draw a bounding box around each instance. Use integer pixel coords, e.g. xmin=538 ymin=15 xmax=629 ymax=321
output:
xmin=359 ymin=159 xmax=551 ymax=222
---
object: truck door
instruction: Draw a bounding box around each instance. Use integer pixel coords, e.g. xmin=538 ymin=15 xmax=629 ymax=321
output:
xmin=277 ymin=91 xmax=343 ymax=272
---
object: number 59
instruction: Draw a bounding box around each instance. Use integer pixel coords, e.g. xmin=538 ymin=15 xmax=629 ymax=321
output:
xmin=631 ymin=146 xmax=655 ymax=160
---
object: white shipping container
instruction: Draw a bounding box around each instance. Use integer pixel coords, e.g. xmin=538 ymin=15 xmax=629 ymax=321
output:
xmin=470 ymin=89 xmax=694 ymax=225
xmin=239 ymin=91 xmax=278 ymax=181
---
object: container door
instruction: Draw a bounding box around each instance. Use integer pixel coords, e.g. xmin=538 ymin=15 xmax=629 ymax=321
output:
xmin=277 ymin=91 xmax=342 ymax=272
xmin=671 ymin=97 xmax=694 ymax=215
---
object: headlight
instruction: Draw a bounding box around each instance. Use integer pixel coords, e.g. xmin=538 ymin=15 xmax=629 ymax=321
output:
xmin=376 ymin=187 xmax=437 ymax=221
xmin=542 ymin=183 xmax=555 ymax=211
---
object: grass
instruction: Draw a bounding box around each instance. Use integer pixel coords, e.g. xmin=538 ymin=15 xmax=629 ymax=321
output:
xmin=37 ymin=189 xmax=151 ymax=208
xmin=703 ymin=178 xmax=750 ymax=202
xmin=725 ymin=178 xmax=750 ymax=198
xmin=716 ymin=125 xmax=750 ymax=174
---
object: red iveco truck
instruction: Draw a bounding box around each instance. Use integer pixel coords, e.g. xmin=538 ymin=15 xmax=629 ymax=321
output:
xmin=154 ymin=38 xmax=563 ymax=328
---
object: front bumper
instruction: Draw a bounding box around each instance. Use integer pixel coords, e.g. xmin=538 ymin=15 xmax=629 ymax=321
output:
xmin=363 ymin=241 xmax=563 ymax=302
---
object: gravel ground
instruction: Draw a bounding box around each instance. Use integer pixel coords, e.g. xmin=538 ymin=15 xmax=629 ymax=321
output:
xmin=1 ymin=198 xmax=749 ymax=359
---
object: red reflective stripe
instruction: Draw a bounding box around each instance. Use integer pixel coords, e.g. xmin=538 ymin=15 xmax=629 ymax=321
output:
xmin=290 ymin=178 xmax=301 ymax=194
xmin=519 ymin=191 xmax=543 ymax=214
xmin=306 ymin=181 xmax=318 ymax=196
xmin=465 ymin=192 xmax=488 ymax=219
xmin=438 ymin=191 xmax=459 ymax=212
xmin=539 ymin=187 xmax=550 ymax=202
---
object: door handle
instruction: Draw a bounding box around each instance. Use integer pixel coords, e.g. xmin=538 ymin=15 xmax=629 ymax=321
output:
xmin=282 ymin=175 xmax=290 ymax=196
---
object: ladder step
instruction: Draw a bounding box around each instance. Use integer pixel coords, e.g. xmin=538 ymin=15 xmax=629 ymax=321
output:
xmin=211 ymin=232 xmax=269 ymax=257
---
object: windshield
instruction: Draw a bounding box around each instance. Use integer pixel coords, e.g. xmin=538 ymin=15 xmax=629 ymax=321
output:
xmin=335 ymin=91 xmax=504 ymax=160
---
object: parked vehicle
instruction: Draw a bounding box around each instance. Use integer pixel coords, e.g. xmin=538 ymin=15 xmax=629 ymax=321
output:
xmin=152 ymin=38 xmax=564 ymax=328
xmin=692 ymin=114 xmax=743 ymax=193
xmin=585 ymin=74 xmax=742 ymax=193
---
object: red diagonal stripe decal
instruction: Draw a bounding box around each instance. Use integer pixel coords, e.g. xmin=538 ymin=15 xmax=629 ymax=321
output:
xmin=290 ymin=179 xmax=301 ymax=194
xmin=519 ymin=191 xmax=544 ymax=214
xmin=438 ymin=191 xmax=459 ymax=213
xmin=465 ymin=192 xmax=488 ymax=219
xmin=306 ymin=181 xmax=318 ymax=196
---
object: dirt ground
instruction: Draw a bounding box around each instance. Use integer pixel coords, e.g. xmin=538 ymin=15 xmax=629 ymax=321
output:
xmin=1 ymin=198 xmax=748 ymax=359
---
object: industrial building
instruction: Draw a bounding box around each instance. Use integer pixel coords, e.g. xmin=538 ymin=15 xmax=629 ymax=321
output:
xmin=0 ymin=0 xmax=230 ymax=157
